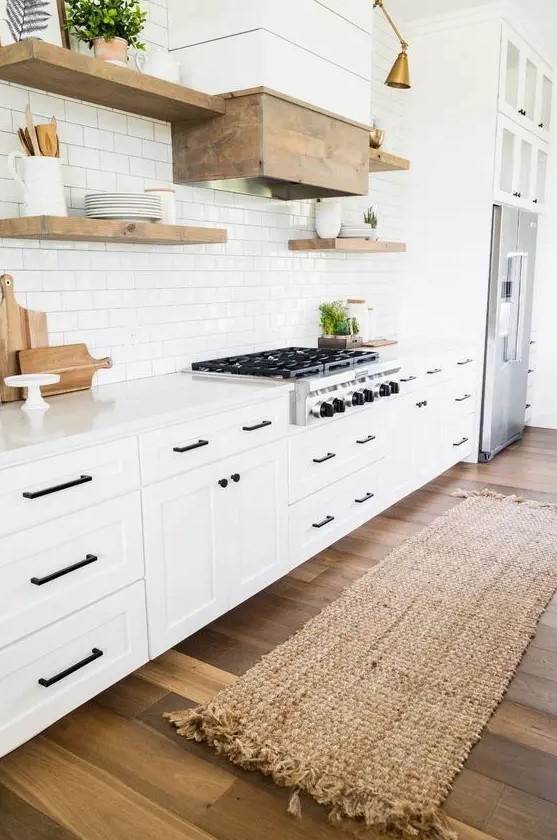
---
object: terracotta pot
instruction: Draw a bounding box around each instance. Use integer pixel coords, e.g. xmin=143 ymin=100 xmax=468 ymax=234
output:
xmin=93 ymin=37 xmax=129 ymax=65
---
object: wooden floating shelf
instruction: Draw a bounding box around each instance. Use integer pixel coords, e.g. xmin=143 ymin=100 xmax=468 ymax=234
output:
xmin=0 ymin=216 xmax=227 ymax=246
xmin=288 ymin=239 xmax=406 ymax=253
xmin=369 ymin=149 xmax=410 ymax=173
xmin=0 ymin=40 xmax=225 ymax=123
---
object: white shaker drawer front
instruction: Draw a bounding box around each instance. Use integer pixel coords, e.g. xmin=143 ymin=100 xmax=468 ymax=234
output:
xmin=288 ymin=410 xmax=385 ymax=503
xmin=140 ymin=395 xmax=290 ymax=485
xmin=449 ymin=387 xmax=477 ymax=417
xmin=0 ymin=493 xmax=144 ymax=649
xmin=0 ymin=582 xmax=148 ymax=758
xmin=0 ymin=438 xmax=140 ymax=538
xmin=288 ymin=460 xmax=383 ymax=570
xmin=446 ymin=415 xmax=477 ymax=465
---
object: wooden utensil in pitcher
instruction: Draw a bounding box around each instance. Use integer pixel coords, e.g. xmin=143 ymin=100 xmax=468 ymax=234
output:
xmin=36 ymin=124 xmax=59 ymax=157
xmin=24 ymin=105 xmax=41 ymax=156
xmin=17 ymin=128 xmax=32 ymax=156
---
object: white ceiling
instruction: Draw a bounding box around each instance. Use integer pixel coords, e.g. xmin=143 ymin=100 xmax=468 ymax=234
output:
xmin=390 ymin=0 xmax=557 ymax=53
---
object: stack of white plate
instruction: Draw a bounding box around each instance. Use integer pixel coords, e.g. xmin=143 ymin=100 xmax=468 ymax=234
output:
xmin=85 ymin=193 xmax=163 ymax=222
xmin=339 ymin=225 xmax=377 ymax=239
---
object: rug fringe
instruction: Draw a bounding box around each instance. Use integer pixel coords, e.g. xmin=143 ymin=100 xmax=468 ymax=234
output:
xmin=453 ymin=487 xmax=557 ymax=510
xmin=164 ymin=705 xmax=458 ymax=839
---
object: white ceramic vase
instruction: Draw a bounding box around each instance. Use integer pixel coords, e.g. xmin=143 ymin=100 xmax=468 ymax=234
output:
xmin=8 ymin=153 xmax=67 ymax=217
xmin=315 ymin=199 xmax=342 ymax=239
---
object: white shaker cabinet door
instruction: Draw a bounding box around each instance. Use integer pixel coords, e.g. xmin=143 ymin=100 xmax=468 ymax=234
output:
xmin=229 ymin=441 xmax=288 ymax=609
xmin=142 ymin=460 xmax=235 ymax=657
xmin=143 ymin=441 xmax=288 ymax=657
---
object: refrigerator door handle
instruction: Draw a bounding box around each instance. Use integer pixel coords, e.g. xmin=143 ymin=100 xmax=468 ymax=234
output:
xmin=508 ymin=251 xmax=528 ymax=363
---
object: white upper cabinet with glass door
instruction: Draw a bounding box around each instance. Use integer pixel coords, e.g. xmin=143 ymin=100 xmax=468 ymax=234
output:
xmin=494 ymin=114 xmax=549 ymax=211
xmin=499 ymin=24 xmax=554 ymax=141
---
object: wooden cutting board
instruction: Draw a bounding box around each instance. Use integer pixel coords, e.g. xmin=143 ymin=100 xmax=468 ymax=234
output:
xmin=18 ymin=344 xmax=113 ymax=397
xmin=0 ymin=274 xmax=49 ymax=403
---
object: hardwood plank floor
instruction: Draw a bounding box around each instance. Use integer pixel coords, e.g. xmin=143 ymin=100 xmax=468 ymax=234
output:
xmin=2 ymin=427 xmax=557 ymax=840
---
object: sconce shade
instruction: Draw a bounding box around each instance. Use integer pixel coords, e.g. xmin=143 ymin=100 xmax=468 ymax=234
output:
xmin=386 ymin=50 xmax=411 ymax=89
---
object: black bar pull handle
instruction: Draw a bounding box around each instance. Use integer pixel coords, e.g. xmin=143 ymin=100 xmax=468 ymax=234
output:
xmin=313 ymin=452 xmax=336 ymax=464
xmin=457 ymin=359 xmax=473 ymax=366
xmin=312 ymin=515 xmax=335 ymax=529
xmin=38 ymin=648 xmax=104 ymax=688
xmin=400 ymin=375 xmax=417 ymax=382
xmin=427 ymin=368 xmax=442 ymax=375
xmin=357 ymin=435 xmax=376 ymax=445
xmin=23 ymin=475 xmax=93 ymax=501
xmin=355 ymin=492 xmax=375 ymax=504
xmin=242 ymin=420 xmax=272 ymax=432
xmin=455 ymin=394 xmax=472 ymax=403
xmin=31 ymin=554 xmax=98 ymax=587
xmin=173 ymin=439 xmax=209 ymax=454
xmin=453 ymin=437 xmax=469 ymax=447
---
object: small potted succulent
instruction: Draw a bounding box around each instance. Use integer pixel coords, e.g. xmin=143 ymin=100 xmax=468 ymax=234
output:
xmin=318 ymin=301 xmax=362 ymax=349
xmin=363 ymin=206 xmax=379 ymax=240
xmin=64 ymin=0 xmax=147 ymax=65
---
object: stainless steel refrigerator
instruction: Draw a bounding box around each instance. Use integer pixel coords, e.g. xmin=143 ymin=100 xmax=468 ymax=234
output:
xmin=479 ymin=205 xmax=538 ymax=462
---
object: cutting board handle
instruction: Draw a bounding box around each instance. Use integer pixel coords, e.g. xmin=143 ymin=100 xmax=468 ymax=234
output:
xmin=97 ymin=357 xmax=113 ymax=370
xmin=0 ymin=274 xmax=15 ymax=303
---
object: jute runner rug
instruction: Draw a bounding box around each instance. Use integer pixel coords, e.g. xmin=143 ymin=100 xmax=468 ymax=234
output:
xmin=166 ymin=490 xmax=557 ymax=839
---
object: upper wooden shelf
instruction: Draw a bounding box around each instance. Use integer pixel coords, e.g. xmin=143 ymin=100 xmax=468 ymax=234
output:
xmin=369 ymin=149 xmax=410 ymax=173
xmin=0 ymin=40 xmax=225 ymax=123
xmin=288 ymin=238 xmax=406 ymax=253
xmin=0 ymin=216 xmax=227 ymax=246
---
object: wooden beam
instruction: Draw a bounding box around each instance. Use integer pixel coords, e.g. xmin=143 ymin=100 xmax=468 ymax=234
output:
xmin=288 ymin=238 xmax=406 ymax=253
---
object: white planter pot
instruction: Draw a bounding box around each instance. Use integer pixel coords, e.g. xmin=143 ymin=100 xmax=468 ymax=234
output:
xmin=315 ymin=199 xmax=342 ymax=239
xmin=367 ymin=228 xmax=379 ymax=241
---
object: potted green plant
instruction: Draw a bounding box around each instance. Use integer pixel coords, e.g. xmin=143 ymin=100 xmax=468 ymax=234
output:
xmin=318 ymin=301 xmax=361 ymax=349
xmin=64 ymin=0 xmax=147 ymax=65
xmin=363 ymin=206 xmax=379 ymax=241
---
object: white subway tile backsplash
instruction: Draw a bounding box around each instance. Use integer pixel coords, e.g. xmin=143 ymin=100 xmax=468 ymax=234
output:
xmin=0 ymin=7 xmax=404 ymax=384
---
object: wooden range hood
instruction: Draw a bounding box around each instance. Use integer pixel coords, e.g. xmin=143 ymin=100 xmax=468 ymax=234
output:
xmin=172 ymin=87 xmax=371 ymax=201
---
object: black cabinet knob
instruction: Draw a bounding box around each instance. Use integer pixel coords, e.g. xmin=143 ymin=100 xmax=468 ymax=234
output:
xmin=333 ymin=398 xmax=346 ymax=414
xmin=230 ymin=474 xmax=240 ymax=483
xmin=539 ymin=122 xmax=544 ymax=128
xmin=218 ymin=478 xmax=228 ymax=488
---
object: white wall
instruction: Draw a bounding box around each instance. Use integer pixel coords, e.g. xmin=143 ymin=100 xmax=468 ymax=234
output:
xmin=0 ymin=2 xmax=408 ymax=386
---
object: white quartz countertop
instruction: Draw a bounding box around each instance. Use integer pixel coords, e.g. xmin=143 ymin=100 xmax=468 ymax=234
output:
xmin=0 ymin=373 xmax=291 ymax=469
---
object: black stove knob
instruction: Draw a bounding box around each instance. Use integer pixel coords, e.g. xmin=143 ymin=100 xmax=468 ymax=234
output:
xmin=352 ymin=391 xmax=365 ymax=407
xmin=320 ymin=400 xmax=335 ymax=418
xmin=333 ymin=398 xmax=346 ymax=414
xmin=363 ymin=389 xmax=375 ymax=403
xmin=379 ymin=382 xmax=392 ymax=397
xmin=389 ymin=381 xmax=400 ymax=394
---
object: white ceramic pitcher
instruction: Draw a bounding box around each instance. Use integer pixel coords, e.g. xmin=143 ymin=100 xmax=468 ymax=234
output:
xmin=135 ymin=47 xmax=181 ymax=83
xmin=8 ymin=153 xmax=68 ymax=217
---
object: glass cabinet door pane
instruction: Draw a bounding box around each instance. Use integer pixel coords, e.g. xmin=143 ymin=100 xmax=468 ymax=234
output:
xmin=519 ymin=140 xmax=532 ymax=197
xmin=524 ymin=60 xmax=537 ymax=118
xmin=505 ymin=42 xmax=520 ymax=110
xmin=536 ymin=150 xmax=548 ymax=204
xmin=541 ymin=75 xmax=553 ymax=130
xmin=500 ymin=129 xmax=516 ymax=194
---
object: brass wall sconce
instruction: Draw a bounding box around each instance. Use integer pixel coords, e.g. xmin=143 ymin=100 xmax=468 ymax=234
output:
xmin=373 ymin=0 xmax=411 ymax=89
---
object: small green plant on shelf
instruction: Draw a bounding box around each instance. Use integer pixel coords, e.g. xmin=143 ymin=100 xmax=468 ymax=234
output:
xmin=363 ymin=207 xmax=378 ymax=228
xmin=64 ymin=0 xmax=148 ymax=51
xmin=319 ymin=300 xmax=359 ymax=336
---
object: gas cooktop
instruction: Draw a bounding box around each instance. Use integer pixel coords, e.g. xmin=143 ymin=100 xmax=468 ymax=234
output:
xmin=191 ymin=347 xmax=380 ymax=380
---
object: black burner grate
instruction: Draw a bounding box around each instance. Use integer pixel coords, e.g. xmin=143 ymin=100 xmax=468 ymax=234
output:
xmin=192 ymin=347 xmax=380 ymax=379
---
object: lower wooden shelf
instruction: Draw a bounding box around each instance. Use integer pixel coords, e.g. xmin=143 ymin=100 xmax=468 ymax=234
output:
xmin=288 ymin=238 xmax=406 ymax=253
xmin=369 ymin=149 xmax=410 ymax=173
xmin=0 ymin=216 xmax=227 ymax=246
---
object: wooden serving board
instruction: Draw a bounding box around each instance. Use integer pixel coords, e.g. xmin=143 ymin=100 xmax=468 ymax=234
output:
xmin=0 ymin=274 xmax=49 ymax=403
xmin=361 ymin=339 xmax=398 ymax=348
xmin=18 ymin=344 xmax=113 ymax=396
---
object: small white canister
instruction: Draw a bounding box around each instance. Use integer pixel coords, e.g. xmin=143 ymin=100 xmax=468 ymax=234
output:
xmin=145 ymin=188 xmax=176 ymax=224
xmin=8 ymin=153 xmax=67 ymax=217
